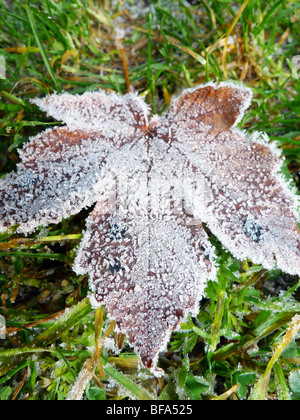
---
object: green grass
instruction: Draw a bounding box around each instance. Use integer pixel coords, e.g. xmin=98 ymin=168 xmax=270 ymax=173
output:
xmin=0 ymin=0 xmax=300 ymax=400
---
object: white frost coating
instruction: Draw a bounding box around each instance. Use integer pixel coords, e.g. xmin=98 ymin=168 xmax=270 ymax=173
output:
xmin=74 ymin=206 xmax=216 ymax=374
xmin=0 ymin=91 xmax=149 ymax=234
xmin=30 ymin=90 xmax=150 ymax=133
xmin=1 ymin=81 xmax=300 ymax=373
xmin=174 ymin=126 xmax=300 ymax=275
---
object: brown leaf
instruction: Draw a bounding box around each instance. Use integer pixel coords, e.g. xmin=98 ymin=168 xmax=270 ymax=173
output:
xmin=164 ymin=82 xmax=252 ymax=136
xmin=74 ymin=198 xmax=216 ymax=371
xmin=1 ymin=82 xmax=299 ymax=373
xmin=0 ymin=91 xmax=149 ymax=233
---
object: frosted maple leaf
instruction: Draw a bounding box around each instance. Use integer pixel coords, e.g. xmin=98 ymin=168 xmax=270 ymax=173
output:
xmin=1 ymin=82 xmax=300 ymax=374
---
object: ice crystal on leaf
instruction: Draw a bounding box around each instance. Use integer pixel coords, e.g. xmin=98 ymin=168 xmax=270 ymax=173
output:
xmin=1 ymin=82 xmax=300 ymax=375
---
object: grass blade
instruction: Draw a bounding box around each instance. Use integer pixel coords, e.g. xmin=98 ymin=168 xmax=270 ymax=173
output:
xmin=24 ymin=5 xmax=61 ymax=92
xmin=103 ymin=362 xmax=154 ymax=400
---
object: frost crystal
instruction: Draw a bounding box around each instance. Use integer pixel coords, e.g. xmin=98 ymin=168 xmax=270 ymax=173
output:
xmin=1 ymin=82 xmax=299 ymax=374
